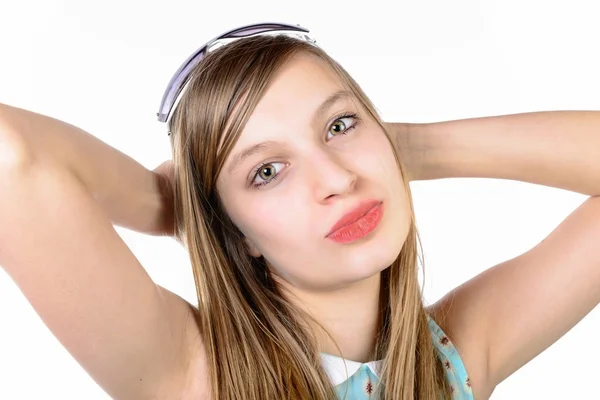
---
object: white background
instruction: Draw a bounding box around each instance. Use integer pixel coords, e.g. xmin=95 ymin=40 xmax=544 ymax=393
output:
xmin=1 ymin=0 xmax=599 ymax=398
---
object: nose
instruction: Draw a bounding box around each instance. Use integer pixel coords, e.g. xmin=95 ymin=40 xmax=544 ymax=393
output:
xmin=311 ymin=152 xmax=358 ymax=202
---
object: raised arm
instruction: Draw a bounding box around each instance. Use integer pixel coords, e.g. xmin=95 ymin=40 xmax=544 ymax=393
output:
xmin=390 ymin=112 xmax=600 ymax=195
xmin=0 ymin=103 xmax=174 ymax=235
xmin=389 ymin=111 xmax=600 ymax=397
xmin=0 ymin=104 xmax=202 ymax=399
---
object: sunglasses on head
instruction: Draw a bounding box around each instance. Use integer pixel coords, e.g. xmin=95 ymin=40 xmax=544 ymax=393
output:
xmin=156 ymin=22 xmax=315 ymax=132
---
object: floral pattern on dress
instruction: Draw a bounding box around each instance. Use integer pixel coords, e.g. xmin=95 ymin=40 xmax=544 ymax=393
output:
xmin=334 ymin=364 xmax=380 ymax=399
xmin=324 ymin=316 xmax=473 ymax=400
xmin=428 ymin=316 xmax=473 ymax=399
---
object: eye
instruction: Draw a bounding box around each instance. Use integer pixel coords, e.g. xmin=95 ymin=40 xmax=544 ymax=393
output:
xmin=251 ymin=161 xmax=286 ymax=188
xmin=326 ymin=114 xmax=358 ymax=140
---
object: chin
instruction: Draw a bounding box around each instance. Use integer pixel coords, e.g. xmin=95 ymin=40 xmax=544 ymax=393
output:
xmin=372 ymin=219 xmax=407 ymax=257
xmin=344 ymin=237 xmax=402 ymax=276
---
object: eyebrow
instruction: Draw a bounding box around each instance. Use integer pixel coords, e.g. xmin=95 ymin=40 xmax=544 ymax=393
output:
xmin=227 ymin=89 xmax=353 ymax=175
xmin=227 ymin=140 xmax=282 ymax=174
xmin=313 ymin=89 xmax=353 ymax=126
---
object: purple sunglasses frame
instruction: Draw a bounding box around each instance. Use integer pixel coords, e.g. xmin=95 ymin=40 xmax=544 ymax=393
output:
xmin=156 ymin=22 xmax=311 ymax=126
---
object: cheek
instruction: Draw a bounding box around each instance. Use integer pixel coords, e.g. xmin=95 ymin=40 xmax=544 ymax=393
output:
xmin=354 ymin=131 xmax=400 ymax=180
xmin=232 ymin=197 xmax=302 ymax=245
xmin=219 ymin=176 xmax=310 ymax=247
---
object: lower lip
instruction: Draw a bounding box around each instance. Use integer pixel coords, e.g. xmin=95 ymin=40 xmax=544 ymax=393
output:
xmin=327 ymin=203 xmax=384 ymax=244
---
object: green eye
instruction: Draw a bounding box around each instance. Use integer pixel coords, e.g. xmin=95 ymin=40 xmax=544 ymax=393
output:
xmin=327 ymin=115 xmax=358 ymax=140
xmin=258 ymin=164 xmax=276 ymax=181
xmin=251 ymin=161 xmax=286 ymax=188
xmin=329 ymin=120 xmax=347 ymax=136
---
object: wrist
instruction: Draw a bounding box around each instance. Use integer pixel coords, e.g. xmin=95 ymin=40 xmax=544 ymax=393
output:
xmin=389 ymin=122 xmax=443 ymax=182
xmin=409 ymin=121 xmax=464 ymax=181
xmin=152 ymin=170 xmax=176 ymax=237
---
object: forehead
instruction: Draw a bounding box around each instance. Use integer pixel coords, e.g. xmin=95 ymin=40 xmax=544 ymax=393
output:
xmin=232 ymin=53 xmax=348 ymax=148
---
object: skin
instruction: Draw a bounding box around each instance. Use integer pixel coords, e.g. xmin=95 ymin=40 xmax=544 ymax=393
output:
xmin=217 ymin=53 xmax=412 ymax=362
xmin=2 ymin=48 xmax=598 ymax=400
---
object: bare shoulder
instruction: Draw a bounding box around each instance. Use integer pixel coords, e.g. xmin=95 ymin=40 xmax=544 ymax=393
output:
xmin=156 ymin=286 xmax=210 ymax=400
xmin=427 ymin=290 xmax=494 ymax=400
xmin=428 ymin=197 xmax=600 ymax=400
xmin=0 ymin=162 xmax=209 ymax=399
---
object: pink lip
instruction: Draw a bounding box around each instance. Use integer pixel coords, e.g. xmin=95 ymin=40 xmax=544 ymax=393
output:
xmin=326 ymin=200 xmax=383 ymax=238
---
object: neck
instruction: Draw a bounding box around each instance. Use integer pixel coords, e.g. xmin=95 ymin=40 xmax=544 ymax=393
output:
xmin=286 ymin=272 xmax=383 ymax=363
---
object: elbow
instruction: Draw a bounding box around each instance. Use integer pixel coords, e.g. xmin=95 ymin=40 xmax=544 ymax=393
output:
xmin=0 ymin=136 xmax=33 ymax=174
xmin=0 ymin=105 xmax=34 ymax=174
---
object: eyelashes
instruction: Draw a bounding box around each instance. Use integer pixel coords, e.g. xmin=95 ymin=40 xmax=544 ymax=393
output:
xmin=249 ymin=112 xmax=361 ymax=189
xmin=250 ymin=161 xmax=286 ymax=189
xmin=325 ymin=113 xmax=358 ymax=140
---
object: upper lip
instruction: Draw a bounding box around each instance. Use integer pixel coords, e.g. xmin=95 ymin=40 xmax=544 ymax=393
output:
xmin=326 ymin=199 xmax=382 ymax=237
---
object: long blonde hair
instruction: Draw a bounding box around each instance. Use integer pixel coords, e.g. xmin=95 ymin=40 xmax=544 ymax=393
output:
xmin=168 ymin=34 xmax=451 ymax=399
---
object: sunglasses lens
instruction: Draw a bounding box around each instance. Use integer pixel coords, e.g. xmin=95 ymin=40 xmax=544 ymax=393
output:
xmin=158 ymin=23 xmax=310 ymax=123
xmin=157 ymin=49 xmax=206 ymax=122
xmin=224 ymin=23 xmax=306 ymax=38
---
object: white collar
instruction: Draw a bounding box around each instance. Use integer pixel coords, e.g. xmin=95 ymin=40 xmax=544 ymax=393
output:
xmin=320 ymin=353 xmax=382 ymax=386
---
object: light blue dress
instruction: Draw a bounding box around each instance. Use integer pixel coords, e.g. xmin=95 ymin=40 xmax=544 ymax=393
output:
xmin=320 ymin=316 xmax=473 ymax=399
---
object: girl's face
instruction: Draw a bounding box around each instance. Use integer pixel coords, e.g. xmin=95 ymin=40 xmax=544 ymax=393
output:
xmin=217 ymin=53 xmax=411 ymax=292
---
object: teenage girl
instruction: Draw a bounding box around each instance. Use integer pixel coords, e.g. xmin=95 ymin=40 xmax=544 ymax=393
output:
xmin=1 ymin=24 xmax=598 ymax=400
